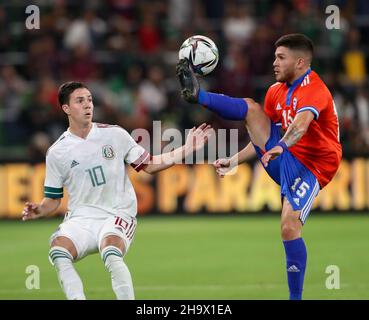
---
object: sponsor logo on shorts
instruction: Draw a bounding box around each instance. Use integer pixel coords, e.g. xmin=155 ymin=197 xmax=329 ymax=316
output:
xmin=293 ymin=197 xmax=300 ymax=206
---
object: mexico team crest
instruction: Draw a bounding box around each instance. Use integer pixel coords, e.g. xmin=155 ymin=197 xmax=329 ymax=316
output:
xmin=102 ymin=145 xmax=115 ymax=159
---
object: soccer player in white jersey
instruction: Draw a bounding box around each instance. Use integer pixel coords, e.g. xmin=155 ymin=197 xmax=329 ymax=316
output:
xmin=21 ymin=81 xmax=212 ymax=300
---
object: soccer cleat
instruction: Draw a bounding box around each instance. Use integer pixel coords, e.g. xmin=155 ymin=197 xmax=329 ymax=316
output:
xmin=176 ymin=59 xmax=200 ymax=103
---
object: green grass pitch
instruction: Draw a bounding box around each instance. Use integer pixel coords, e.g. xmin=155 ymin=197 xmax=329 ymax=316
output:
xmin=0 ymin=214 xmax=368 ymax=300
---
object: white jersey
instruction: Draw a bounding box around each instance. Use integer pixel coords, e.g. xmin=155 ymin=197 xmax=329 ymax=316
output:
xmin=44 ymin=123 xmax=150 ymax=218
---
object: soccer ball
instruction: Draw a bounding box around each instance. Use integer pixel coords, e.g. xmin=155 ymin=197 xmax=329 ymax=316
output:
xmin=178 ymin=35 xmax=219 ymax=76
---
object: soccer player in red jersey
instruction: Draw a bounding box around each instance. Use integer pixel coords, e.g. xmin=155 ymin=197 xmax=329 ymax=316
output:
xmin=177 ymin=33 xmax=342 ymax=299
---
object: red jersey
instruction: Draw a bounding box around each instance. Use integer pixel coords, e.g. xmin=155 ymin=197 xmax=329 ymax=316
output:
xmin=264 ymin=69 xmax=342 ymax=188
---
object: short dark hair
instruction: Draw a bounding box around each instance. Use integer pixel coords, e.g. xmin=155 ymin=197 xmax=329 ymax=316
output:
xmin=275 ymin=33 xmax=314 ymax=57
xmin=58 ymin=81 xmax=89 ymax=106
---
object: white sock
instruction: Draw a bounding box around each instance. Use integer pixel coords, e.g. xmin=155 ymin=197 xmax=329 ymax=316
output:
xmin=49 ymin=246 xmax=86 ymax=300
xmin=101 ymin=246 xmax=135 ymax=300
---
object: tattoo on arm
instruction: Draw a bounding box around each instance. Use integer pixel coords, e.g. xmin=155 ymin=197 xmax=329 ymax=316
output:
xmin=281 ymin=124 xmax=305 ymax=148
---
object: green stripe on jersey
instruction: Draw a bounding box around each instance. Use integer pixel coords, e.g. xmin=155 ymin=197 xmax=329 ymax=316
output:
xmin=44 ymin=186 xmax=63 ymax=198
xmin=44 ymin=186 xmax=63 ymax=193
xmin=44 ymin=192 xmax=63 ymax=199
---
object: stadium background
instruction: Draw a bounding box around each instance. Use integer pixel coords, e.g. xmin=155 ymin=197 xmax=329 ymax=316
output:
xmin=0 ymin=0 xmax=368 ymax=299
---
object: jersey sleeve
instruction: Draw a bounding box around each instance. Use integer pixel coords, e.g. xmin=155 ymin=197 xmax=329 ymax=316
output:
xmin=44 ymin=150 xmax=64 ymax=199
xmin=296 ymin=83 xmax=329 ymax=119
xmin=120 ymin=129 xmax=151 ymax=172
xmin=263 ymin=86 xmax=279 ymax=123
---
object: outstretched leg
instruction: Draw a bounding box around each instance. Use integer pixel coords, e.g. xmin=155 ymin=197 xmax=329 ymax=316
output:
xmin=281 ymin=197 xmax=307 ymax=300
xmin=176 ymin=59 xmax=271 ymax=150
xmin=49 ymin=236 xmax=86 ymax=300
xmin=100 ymin=235 xmax=134 ymax=300
xmin=242 ymin=97 xmax=271 ymax=150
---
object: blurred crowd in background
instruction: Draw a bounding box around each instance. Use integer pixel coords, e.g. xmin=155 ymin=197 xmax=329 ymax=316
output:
xmin=0 ymin=0 xmax=368 ymax=162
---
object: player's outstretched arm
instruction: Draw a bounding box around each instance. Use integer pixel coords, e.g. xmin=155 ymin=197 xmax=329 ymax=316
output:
xmin=143 ymin=123 xmax=213 ymax=174
xmin=22 ymin=198 xmax=61 ymax=221
xmin=176 ymin=59 xmax=248 ymax=121
xmin=213 ymin=142 xmax=257 ymax=177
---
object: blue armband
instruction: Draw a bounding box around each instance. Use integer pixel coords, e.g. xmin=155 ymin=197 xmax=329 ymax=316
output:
xmin=198 ymin=89 xmax=248 ymax=121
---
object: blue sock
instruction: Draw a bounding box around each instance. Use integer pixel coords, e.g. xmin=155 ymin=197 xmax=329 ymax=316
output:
xmin=283 ymin=238 xmax=307 ymax=300
xmin=198 ymin=89 xmax=248 ymax=120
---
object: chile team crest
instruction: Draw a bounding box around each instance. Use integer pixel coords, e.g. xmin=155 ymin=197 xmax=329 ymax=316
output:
xmin=293 ymin=97 xmax=298 ymax=110
xmin=102 ymin=145 xmax=115 ymax=160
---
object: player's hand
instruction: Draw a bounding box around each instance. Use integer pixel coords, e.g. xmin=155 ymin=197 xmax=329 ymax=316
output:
xmin=261 ymin=145 xmax=284 ymax=167
xmin=176 ymin=59 xmax=200 ymax=103
xmin=213 ymin=158 xmax=232 ymax=178
xmin=185 ymin=123 xmax=212 ymax=152
xmin=22 ymin=202 xmax=42 ymax=221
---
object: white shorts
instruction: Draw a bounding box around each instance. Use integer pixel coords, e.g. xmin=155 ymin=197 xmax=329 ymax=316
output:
xmin=49 ymin=213 xmax=137 ymax=260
